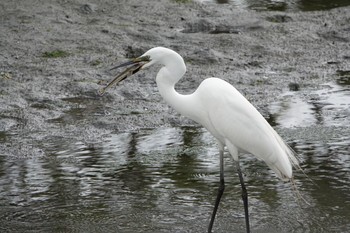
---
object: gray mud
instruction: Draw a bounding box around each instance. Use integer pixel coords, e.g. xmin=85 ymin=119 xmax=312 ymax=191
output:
xmin=1 ymin=0 xmax=349 ymax=157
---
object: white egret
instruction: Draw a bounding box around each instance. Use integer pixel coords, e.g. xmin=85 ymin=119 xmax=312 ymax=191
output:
xmin=99 ymin=47 xmax=299 ymax=233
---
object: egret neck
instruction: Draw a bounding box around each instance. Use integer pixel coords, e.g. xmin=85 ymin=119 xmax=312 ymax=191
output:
xmin=155 ymin=59 xmax=199 ymax=123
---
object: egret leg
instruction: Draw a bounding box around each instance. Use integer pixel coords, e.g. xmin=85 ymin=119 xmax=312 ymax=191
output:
xmin=236 ymin=161 xmax=251 ymax=233
xmin=208 ymin=149 xmax=225 ymax=233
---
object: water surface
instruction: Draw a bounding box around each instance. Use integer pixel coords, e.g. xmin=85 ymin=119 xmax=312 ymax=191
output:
xmin=198 ymin=0 xmax=350 ymax=11
xmin=0 ymin=78 xmax=349 ymax=232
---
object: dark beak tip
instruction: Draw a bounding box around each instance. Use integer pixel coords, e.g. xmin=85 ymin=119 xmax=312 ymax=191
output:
xmin=109 ymin=60 xmax=135 ymax=71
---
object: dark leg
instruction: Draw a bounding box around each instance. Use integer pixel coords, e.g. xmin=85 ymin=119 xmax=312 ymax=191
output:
xmin=236 ymin=161 xmax=251 ymax=233
xmin=208 ymin=150 xmax=225 ymax=233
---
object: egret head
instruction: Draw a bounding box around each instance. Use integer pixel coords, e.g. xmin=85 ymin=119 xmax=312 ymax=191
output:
xmin=140 ymin=47 xmax=182 ymax=68
xmin=98 ymin=47 xmax=182 ymax=96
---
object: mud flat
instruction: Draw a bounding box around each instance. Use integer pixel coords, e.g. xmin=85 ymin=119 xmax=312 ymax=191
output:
xmin=0 ymin=0 xmax=349 ymax=156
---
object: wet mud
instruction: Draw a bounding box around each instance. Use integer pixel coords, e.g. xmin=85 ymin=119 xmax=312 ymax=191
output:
xmin=1 ymin=0 xmax=349 ymax=157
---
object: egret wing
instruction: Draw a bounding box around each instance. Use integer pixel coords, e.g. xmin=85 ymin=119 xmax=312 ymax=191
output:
xmin=195 ymin=78 xmax=296 ymax=179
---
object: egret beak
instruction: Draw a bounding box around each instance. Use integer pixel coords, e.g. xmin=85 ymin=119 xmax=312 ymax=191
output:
xmin=98 ymin=55 xmax=150 ymax=96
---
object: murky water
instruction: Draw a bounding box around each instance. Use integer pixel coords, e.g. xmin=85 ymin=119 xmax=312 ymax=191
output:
xmin=197 ymin=0 xmax=350 ymax=11
xmin=1 ymin=71 xmax=350 ymax=233
xmin=1 ymin=75 xmax=349 ymax=232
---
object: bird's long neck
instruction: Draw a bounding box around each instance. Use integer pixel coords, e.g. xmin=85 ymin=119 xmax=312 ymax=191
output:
xmin=155 ymin=62 xmax=198 ymax=121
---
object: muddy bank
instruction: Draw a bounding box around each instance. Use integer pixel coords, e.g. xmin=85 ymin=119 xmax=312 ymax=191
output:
xmin=0 ymin=0 xmax=349 ymax=157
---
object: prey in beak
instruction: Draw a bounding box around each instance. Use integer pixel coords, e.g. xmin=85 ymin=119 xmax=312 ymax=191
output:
xmin=98 ymin=55 xmax=150 ymax=96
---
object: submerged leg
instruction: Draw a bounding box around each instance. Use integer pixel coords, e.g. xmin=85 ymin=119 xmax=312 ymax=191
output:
xmin=208 ymin=149 xmax=225 ymax=233
xmin=236 ymin=161 xmax=251 ymax=233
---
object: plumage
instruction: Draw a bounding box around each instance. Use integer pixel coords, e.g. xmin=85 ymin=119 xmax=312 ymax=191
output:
xmin=102 ymin=46 xmax=300 ymax=233
xmin=147 ymin=47 xmax=298 ymax=181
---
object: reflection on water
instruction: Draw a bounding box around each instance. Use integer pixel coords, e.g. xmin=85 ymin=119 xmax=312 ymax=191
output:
xmin=269 ymin=77 xmax=350 ymax=128
xmin=198 ymin=0 xmax=350 ymax=11
xmin=0 ymin=79 xmax=349 ymax=232
xmin=1 ymin=131 xmax=349 ymax=231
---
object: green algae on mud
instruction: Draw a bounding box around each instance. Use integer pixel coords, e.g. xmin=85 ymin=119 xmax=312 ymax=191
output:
xmin=42 ymin=50 xmax=70 ymax=58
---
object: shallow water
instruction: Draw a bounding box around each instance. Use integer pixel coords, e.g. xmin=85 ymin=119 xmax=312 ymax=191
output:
xmin=198 ymin=0 xmax=350 ymax=11
xmin=0 ymin=77 xmax=349 ymax=232
xmin=1 ymin=128 xmax=349 ymax=232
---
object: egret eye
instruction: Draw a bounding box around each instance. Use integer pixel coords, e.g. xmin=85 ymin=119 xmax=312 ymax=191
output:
xmin=137 ymin=55 xmax=151 ymax=62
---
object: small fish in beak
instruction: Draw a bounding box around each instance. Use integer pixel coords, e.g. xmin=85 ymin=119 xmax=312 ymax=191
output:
xmin=98 ymin=55 xmax=150 ymax=96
